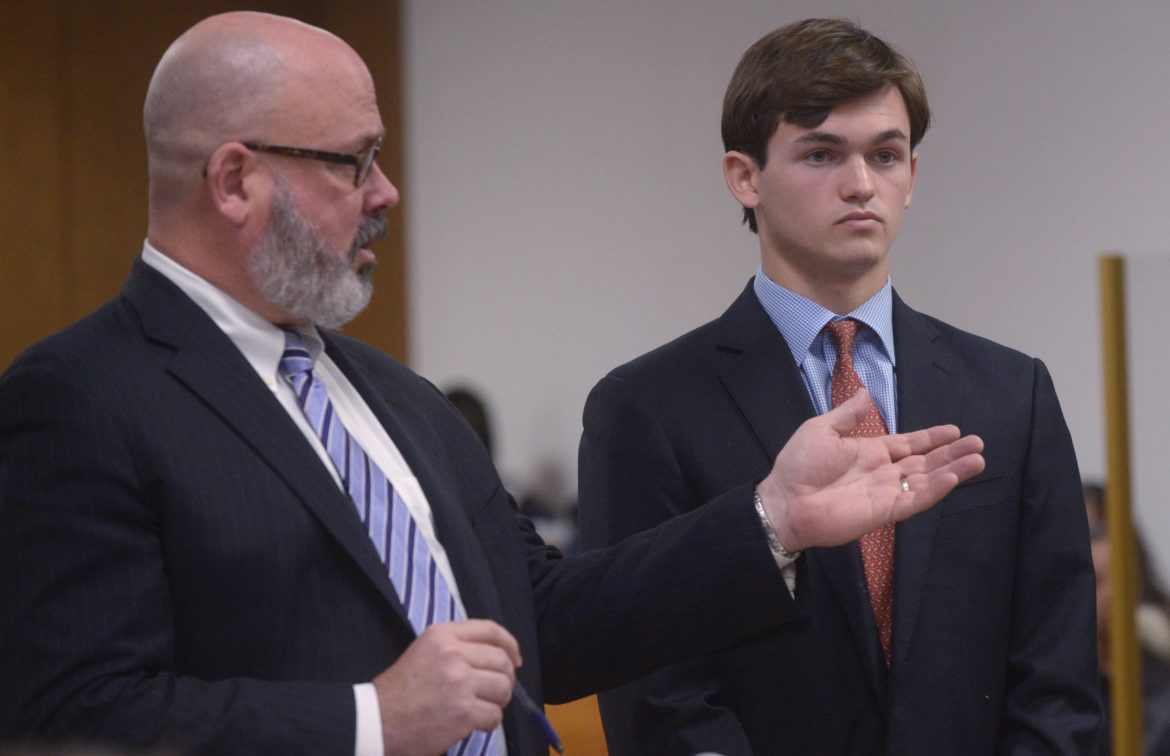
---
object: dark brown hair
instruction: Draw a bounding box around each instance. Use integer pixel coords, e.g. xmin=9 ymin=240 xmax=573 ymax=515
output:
xmin=722 ymin=18 xmax=930 ymax=232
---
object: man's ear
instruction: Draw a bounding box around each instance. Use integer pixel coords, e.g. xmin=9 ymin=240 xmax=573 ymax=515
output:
xmin=904 ymin=152 xmax=918 ymax=209
xmin=722 ymin=150 xmax=761 ymax=211
xmin=205 ymin=143 xmax=263 ymax=226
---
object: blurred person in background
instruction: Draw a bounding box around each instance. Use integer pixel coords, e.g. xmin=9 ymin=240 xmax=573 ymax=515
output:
xmin=1086 ymin=482 xmax=1170 ymax=754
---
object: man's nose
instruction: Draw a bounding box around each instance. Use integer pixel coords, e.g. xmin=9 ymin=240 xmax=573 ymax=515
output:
xmin=364 ymin=162 xmax=400 ymax=213
xmin=840 ymin=157 xmax=875 ymax=203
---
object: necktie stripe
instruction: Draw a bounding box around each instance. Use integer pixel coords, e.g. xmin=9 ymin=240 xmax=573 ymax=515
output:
xmin=348 ymin=437 xmax=363 ymax=504
xmin=362 ymin=454 xmax=373 ymax=523
xmin=320 ymin=403 xmax=334 ymax=449
xmin=426 ymin=560 xmax=438 ymax=626
xmin=383 ymin=483 xmax=396 ymax=569
xmin=341 ymin=433 xmax=352 ymax=489
xmin=276 ymin=331 xmax=495 ymax=756
xmin=402 ymin=519 xmax=416 ymax=610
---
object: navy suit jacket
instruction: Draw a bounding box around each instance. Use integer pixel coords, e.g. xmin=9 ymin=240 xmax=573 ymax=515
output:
xmin=0 ymin=263 xmax=798 ymax=754
xmin=579 ymin=280 xmax=1102 ymax=755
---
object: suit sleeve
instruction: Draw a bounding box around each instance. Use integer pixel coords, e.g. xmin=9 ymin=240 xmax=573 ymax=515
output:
xmin=576 ymin=373 xmax=759 ymax=755
xmin=0 ymin=356 xmax=355 ymax=753
xmin=998 ymin=359 xmax=1102 ymax=753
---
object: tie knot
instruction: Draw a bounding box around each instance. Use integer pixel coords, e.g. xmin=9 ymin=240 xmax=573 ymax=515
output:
xmin=827 ymin=318 xmax=860 ymax=354
xmin=278 ymin=329 xmax=314 ymax=379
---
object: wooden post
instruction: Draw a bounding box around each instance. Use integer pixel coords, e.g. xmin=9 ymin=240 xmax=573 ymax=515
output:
xmin=1099 ymin=253 xmax=1142 ymax=754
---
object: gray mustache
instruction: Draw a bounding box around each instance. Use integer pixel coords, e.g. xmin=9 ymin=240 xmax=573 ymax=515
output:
xmin=353 ymin=214 xmax=388 ymax=251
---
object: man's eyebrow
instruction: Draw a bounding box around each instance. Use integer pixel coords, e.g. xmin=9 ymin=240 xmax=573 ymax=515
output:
xmin=793 ymin=128 xmax=909 ymax=147
xmin=795 ymin=131 xmax=847 ymax=146
xmin=871 ymin=128 xmax=909 ymax=145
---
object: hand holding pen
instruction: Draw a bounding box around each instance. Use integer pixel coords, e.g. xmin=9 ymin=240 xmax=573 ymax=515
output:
xmin=372 ymin=620 xmax=563 ymax=754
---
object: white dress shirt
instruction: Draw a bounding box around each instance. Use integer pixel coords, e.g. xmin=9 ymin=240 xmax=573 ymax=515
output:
xmin=141 ymin=241 xmax=506 ymax=756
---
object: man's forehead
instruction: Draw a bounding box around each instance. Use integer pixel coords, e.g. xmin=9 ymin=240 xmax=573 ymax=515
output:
xmin=285 ymin=65 xmax=382 ymax=147
xmin=778 ymin=89 xmax=911 ymax=144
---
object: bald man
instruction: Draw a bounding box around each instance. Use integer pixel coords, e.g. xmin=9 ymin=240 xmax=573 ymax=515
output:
xmin=0 ymin=12 xmax=984 ymax=755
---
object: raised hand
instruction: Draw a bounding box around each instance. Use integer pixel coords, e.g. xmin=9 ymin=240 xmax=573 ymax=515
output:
xmin=374 ymin=619 xmax=520 ymax=756
xmin=758 ymin=389 xmax=985 ymax=553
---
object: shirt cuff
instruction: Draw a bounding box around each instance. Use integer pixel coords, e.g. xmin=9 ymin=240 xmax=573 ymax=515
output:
xmin=781 ymin=562 xmax=797 ymax=595
xmin=354 ymin=682 xmax=383 ymax=756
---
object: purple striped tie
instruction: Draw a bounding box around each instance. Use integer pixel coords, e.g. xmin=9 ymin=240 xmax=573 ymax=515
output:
xmin=280 ymin=331 xmax=497 ymax=756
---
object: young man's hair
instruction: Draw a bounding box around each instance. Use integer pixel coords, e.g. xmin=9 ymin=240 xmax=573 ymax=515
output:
xmin=722 ymin=18 xmax=930 ymax=233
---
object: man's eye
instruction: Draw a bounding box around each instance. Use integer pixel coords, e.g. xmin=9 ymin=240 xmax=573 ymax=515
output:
xmin=873 ymin=150 xmax=899 ymax=164
xmin=806 ymin=150 xmax=832 ymax=164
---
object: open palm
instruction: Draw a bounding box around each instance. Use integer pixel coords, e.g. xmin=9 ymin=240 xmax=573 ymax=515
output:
xmin=759 ymin=389 xmax=985 ymax=552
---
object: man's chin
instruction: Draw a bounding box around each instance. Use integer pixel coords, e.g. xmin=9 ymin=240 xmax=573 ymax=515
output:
xmin=298 ymin=276 xmax=374 ymax=330
xmin=831 ymin=242 xmax=890 ymax=271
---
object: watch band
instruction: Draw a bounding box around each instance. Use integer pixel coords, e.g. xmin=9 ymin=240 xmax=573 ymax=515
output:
xmin=754 ymin=489 xmax=800 ymax=560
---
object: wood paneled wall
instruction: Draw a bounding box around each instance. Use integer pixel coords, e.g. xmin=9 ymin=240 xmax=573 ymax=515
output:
xmin=0 ymin=1 xmax=407 ymax=370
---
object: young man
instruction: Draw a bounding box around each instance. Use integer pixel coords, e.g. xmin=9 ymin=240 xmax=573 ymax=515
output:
xmin=579 ymin=18 xmax=1101 ymax=754
xmin=0 ymin=12 xmax=985 ymax=755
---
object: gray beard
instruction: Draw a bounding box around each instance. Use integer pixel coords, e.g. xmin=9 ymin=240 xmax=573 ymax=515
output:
xmin=247 ymin=184 xmax=386 ymax=329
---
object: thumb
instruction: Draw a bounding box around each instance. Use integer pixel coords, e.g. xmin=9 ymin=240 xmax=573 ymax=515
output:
xmin=824 ymin=389 xmax=871 ymax=436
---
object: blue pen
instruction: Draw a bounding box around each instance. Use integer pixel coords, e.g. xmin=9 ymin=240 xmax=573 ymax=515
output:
xmin=513 ymin=681 xmax=564 ymax=753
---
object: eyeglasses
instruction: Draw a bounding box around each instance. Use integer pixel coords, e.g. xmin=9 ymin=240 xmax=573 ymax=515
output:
xmin=242 ymin=136 xmax=383 ymax=187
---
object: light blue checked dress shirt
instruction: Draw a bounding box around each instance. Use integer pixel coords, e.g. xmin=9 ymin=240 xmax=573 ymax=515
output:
xmin=752 ymin=269 xmax=898 ymax=432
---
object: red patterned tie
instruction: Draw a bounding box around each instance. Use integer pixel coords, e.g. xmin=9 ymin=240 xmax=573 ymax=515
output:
xmin=827 ymin=319 xmax=895 ymax=665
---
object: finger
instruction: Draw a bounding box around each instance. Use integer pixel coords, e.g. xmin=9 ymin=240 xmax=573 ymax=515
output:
xmin=471 ymin=666 xmax=516 ymax=708
xmin=890 ymin=471 xmax=959 ymax=519
xmin=898 ymin=452 xmax=985 ymax=503
xmin=460 ymin=642 xmax=519 ymax=684
xmin=822 ymin=389 xmax=874 ymax=436
xmin=444 ymin=678 xmax=511 ymax=743
xmin=892 ymin=451 xmax=986 ymax=519
xmin=880 ymin=423 xmax=962 ymax=460
xmin=466 ymin=696 xmax=508 ymax=734
xmin=449 ymin=619 xmax=523 ymax=668
xmin=940 ymin=451 xmax=986 ymax=485
xmin=897 ymin=434 xmax=984 ymax=476
xmin=934 ymin=434 xmax=984 ymax=465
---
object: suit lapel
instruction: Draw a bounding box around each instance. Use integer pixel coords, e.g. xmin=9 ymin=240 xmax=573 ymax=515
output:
xmin=713 ymin=283 xmax=888 ymax=696
xmin=712 ymin=283 xmax=814 ymax=460
xmin=889 ymin=293 xmax=962 ymax=665
xmin=123 ymin=262 xmax=409 ymax=620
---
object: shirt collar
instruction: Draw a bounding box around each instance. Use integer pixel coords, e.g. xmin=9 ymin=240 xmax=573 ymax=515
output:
xmin=140 ymin=240 xmax=323 ymax=384
xmin=752 ymin=267 xmax=896 ymax=367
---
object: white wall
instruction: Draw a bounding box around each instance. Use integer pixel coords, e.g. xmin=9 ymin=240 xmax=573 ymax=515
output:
xmin=401 ymin=1 xmax=1170 ymax=562
xmin=1130 ymin=258 xmax=1170 ymax=581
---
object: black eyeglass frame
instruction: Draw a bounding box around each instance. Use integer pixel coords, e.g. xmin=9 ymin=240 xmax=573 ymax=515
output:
xmin=242 ymin=136 xmax=383 ymax=187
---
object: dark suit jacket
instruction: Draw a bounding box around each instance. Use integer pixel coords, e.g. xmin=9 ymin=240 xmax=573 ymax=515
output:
xmin=579 ymin=280 xmax=1102 ymax=755
xmin=0 ymin=262 xmax=798 ymax=755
